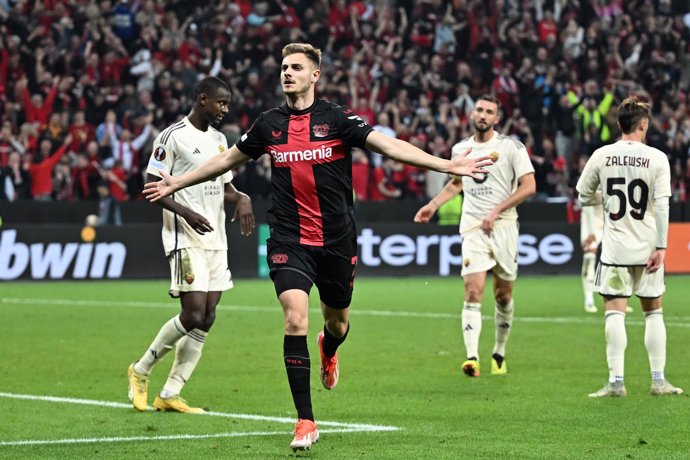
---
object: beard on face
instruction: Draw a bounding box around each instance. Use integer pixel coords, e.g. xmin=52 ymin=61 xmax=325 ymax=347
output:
xmin=473 ymin=119 xmax=492 ymax=133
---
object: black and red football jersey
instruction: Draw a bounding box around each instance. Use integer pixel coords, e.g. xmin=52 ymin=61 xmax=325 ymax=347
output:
xmin=237 ymin=99 xmax=374 ymax=247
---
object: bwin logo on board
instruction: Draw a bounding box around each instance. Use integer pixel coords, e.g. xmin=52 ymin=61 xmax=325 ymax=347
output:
xmin=0 ymin=229 xmax=126 ymax=280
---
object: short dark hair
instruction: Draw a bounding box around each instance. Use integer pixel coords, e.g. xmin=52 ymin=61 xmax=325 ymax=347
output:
xmin=195 ymin=76 xmax=231 ymax=99
xmin=617 ymin=96 xmax=650 ymax=134
xmin=476 ymin=94 xmax=501 ymax=109
xmin=282 ymin=43 xmax=321 ymax=68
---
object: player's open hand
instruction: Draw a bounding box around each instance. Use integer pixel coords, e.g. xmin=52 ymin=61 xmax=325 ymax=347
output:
xmin=143 ymin=171 xmax=177 ymax=202
xmin=448 ymin=147 xmax=492 ymax=179
xmin=414 ymin=203 xmax=436 ymax=224
xmin=232 ymin=193 xmax=255 ymax=236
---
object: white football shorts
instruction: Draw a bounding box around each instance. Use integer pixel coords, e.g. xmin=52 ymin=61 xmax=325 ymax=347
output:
xmin=595 ymin=263 xmax=665 ymax=298
xmin=168 ymin=247 xmax=233 ymax=297
xmin=461 ymin=222 xmax=518 ymax=281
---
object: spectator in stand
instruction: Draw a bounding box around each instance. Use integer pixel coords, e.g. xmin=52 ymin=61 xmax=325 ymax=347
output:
xmin=27 ymin=134 xmax=72 ymax=201
xmin=2 ymin=0 xmax=690 ymax=202
xmin=0 ymin=121 xmax=24 ymax=165
xmin=68 ymin=111 xmax=97 ymax=154
xmin=96 ymin=180 xmax=123 ymax=225
xmin=2 ymin=152 xmax=30 ymax=201
xmin=96 ymin=110 xmax=122 ymax=145
xmin=71 ymin=152 xmax=101 ymax=200
xmin=21 ymin=75 xmax=59 ymax=131
xmin=371 ymin=112 xmax=397 ymax=167
xmin=103 ymin=113 xmax=153 ymax=196
xmin=351 ymin=147 xmax=370 ymax=202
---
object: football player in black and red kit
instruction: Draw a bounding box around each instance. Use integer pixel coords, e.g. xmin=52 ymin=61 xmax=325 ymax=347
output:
xmin=144 ymin=43 xmax=492 ymax=451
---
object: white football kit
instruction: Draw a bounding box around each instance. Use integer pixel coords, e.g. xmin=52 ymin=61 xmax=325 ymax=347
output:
xmin=451 ymin=131 xmax=534 ymax=279
xmin=576 ymin=140 xmax=671 ymax=297
xmin=146 ymin=117 xmax=234 ymax=295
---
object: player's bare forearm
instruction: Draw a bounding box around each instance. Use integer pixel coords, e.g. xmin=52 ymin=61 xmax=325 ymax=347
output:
xmin=414 ymin=177 xmax=462 ymax=223
xmin=179 ymin=146 xmax=251 ymax=190
xmin=492 ymin=172 xmax=536 ymax=215
xmin=366 ymin=132 xmax=446 ymax=169
xmin=365 ymin=131 xmax=490 ymax=179
xmin=432 ymin=177 xmax=463 ymax=209
xmin=147 ymin=174 xmax=192 ymax=214
xmin=147 ymin=174 xmax=213 ymax=233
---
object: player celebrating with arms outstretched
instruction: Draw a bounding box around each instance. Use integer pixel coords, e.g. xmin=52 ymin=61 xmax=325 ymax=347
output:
xmin=144 ymin=43 xmax=492 ymax=451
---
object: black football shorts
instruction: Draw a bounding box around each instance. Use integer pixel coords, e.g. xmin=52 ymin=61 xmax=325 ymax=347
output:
xmin=267 ymin=237 xmax=358 ymax=309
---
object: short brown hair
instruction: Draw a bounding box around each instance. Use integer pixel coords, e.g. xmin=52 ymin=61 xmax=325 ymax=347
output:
xmin=282 ymin=43 xmax=321 ymax=69
xmin=476 ymin=94 xmax=501 ymax=110
xmin=617 ymin=96 xmax=650 ymax=134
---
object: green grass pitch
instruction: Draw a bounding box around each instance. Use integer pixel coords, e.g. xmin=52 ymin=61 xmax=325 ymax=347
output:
xmin=1 ymin=275 xmax=690 ymax=459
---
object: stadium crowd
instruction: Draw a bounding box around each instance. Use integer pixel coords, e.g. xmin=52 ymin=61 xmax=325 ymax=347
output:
xmin=1 ymin=0 xmax=689 ymax=207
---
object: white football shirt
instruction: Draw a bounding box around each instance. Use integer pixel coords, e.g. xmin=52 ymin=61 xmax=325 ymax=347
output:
xmin=576 ymin=140 xmax=671 ymax=265
xmin=451 ymin=131 xmax=534 ymax=233
xmin=146 ymin=117 xmax=232 ymax=255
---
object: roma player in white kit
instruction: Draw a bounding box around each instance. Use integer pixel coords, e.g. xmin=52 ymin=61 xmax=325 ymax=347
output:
xmin=576 ymin=97 xmax=681 ymax=397
xmin=415 ymin=95 xmax=535 ymax=377
xmin=127 ymin=77 xmax=255 ymax=413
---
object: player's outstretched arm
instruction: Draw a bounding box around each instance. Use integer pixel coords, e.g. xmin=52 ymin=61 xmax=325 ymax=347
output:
xmin=414 ymin=177 xmax=463 ymax=224
xmin=365 ymin=131 xmax=492 ymax=179
xmin=143 ymin=145 xmax=252 ymax=201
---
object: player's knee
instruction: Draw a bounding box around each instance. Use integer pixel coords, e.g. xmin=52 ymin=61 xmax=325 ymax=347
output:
xmin=465 ymin=287 xmax=482 ymax=303
xmin=201 ymin=310 xmax=216 ymax=331
xmin=325 ymin=317 xmax=349 ymax=337
xmin=284 ymin=309 xmax=308 ymax=335
xmin=495 ymin=291 xmax=512 ymax=307
xmin=180 ymin=309 xmax=206 ymax=331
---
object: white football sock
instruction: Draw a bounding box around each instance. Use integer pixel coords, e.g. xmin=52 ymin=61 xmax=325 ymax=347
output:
xmin=160 ymin=328 xmax=207 ymax=398
xmin=582 ymin=253 xmax=596 ymax=306
xmin=605 ymin=311 xmax=626 ymax=383
xmin=462 ymin=302 xmax=482 ymax=359
xmin=644 ymin=309 xmax=666 ymax=381
xmin=493 ymin=299 xmax=514 ymax=357
xmin=135 ymin=315 xmax=187 ymax=375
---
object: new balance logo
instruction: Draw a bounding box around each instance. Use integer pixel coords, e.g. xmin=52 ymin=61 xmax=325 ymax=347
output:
xmin=192 ymin=148 xmax=201 ymax=154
